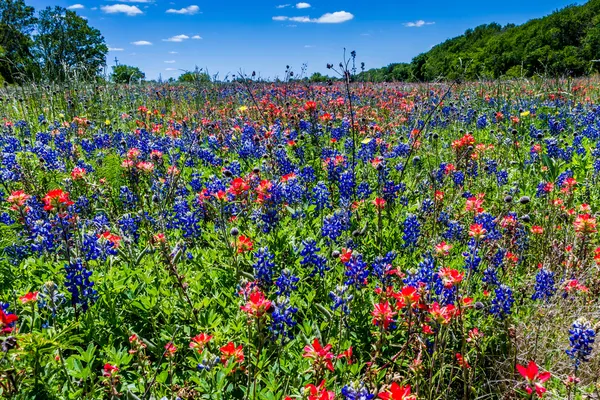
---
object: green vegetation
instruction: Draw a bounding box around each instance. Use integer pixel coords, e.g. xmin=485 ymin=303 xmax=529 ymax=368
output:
xmin=0 ymin=0 xmax=109 ymax=83
xmin=111 ymin=64 xmax=145 ymax=84
xmin=360 ymin=0 xmax=600 ymax=81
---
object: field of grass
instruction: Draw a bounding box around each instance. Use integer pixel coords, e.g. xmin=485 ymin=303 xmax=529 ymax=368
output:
xmin=0 ymin=77 xmax=599 ymax=399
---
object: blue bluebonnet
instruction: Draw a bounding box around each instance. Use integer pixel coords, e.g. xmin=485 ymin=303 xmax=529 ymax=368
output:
xmin=402 ymin=214 xmax=420 ymax=249
xmin=300 ymin=239 xmax=329 ymax=277
xmin=311 ymin=181 xmax=331 ymax=211
xmin=531 ymin=268 xmax=556 ymax=301
xmin=329 ymin=285 xmax=353 ymax=315
xmin=339 ymin=170 xmax=355 ymax=201
xmin=490 ymin=284 xmax=514 ymax=320
xmin=482 ymin=267 xmax=499 ymax=287
xmin=38 ymin=281 xmax=65 ymax=320
xmin=463 ymin=238 xmax=482 ymax=271
xmin=566 ymin=318 xmax=596 ymax=370
xmin=253 ymin=247 xmax=275 ymax=287
xmin=372 ymin=251 xmax=397 ymax=285
xmin=344 ymin=254 xmax=369 ymax=289
xmin=341 ymin=382 xmax=374 ymax=400
xmin=270 ymin=297 xmax=298 ymax=342
xmin=275 ymin=269 xmax=299 ymax=297
xmin=322 ymin=211 xmax=349 ymax=243
xmin=452 ymin=171 xmax=465 ymax=187
xmin=64 ymin=259 xmax=97 ymax=312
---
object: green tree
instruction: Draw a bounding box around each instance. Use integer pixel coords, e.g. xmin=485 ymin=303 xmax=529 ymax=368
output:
xmin=34 ymin=6 xmax=108 ymax=82
xmin=0 ymin=0 xmax=37 ymax=83
xmin=111 ymin=64 xmax=145 ymax=83
xmin=178 ymin=68 xmax=211 ymax=83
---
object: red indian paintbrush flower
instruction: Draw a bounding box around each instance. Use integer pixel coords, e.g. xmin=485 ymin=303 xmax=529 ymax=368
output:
xmin=228 ymin=177 xmax=250 ymax=197
xmin=378 ymin=382 xmax=416 ymax=400
xmin=42 ymin=189 xmax=74 ymax=212
xmin=371 ymin=301 xmax=396 ymax=330
xmin=19 ymin=292 xmax=39 ymax=304
xmin=240 ymin=289 xmax=272 ymax=318
xmin=303 ymin=338 xmax=335 ymax=372
xmin=574 ymin=214 xmax=597 ymax=236
xmin=7 ymin=190 xmax=30 ymax=210
xmin=516 ymin=361 xmax=551 ymax=398
xmin=0 ymin=308 xmax=18 ymax=333
xmin=190 ymin=333 xmax=213 ymax=353
xmin=220 ymin=342 xmax=244 ymax=365
xmin=235 ymin=235 xmax=253 ymax=253
xmin=438 ymin=268 xmax=464 ymax=288
xmin=102 ymin=363 xmax=119 ymax=377
xmin=305 ymin=380 xmax=335 ymax=400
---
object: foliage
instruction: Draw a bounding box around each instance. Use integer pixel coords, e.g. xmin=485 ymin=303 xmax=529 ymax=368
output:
xmin=111 ymin=64 xmax=145 ymax=84
xmin=0 ymin=77 xmax=599 ymax=399
xmin=34 ymin=7 xmax=108 ymax=82
xmin=360 ymin=0 xmax=600 ymax=81
xmin=178 ymin=68 xmax=211 ymax=83
xmin=0 ymin=1 xmax=107 ymax=83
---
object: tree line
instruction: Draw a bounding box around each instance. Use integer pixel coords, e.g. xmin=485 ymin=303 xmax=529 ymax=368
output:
xmin=357 ymin=0 xmax=600 ymax=82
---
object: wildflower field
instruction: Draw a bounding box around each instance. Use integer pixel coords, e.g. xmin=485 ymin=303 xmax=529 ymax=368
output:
xmin=1 ymin=77 xmax=600 ymax=400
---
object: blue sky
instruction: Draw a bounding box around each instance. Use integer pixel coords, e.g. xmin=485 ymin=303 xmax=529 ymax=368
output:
xmin=28 ymin=0 xmax=585 ymax=80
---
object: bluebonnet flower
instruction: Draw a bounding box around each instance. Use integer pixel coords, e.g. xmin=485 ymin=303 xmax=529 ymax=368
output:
xmin=329 ymin=285 xmax=353 ymax=315
xmin=38 ymin=281 xmax=65 ymax=320
xmin=341 ymin=382 xmax=374 ymax=400
xmin=275 ymin=269 xmax=299 ymax=297
xmin=119 ymin=186 xmax=138 ymax=210
xmin=496 ymin=170 xmax=508 ymax=186
xmin=566 ymin=318 xmax=596 ymax=369
xmin=344 ymin=254 xmax=369 ymax=289
xmin=322 ymin=211 xmax=349 ymax=243
xmin=404 ymin=253 xmax=436 ymax=290
xmin=270 ymin=298 xmax=298 ymax=341
xmin=444 ymin=220 xmax=464 ymax=241
xmin=490 ymin=284 xmax=514 ymax=320
xmin=64 ymin=259 xmax=97 ymax=312
xmin=339 ymin=170 xmax=355 ymax=201
xmin=482 ymin=267 xmax=499 ymax=287
xmin=531 ymin=268 xmax=556 ymax=301
xmin=119 ymin=214 xmax=141 ymax=243
xmin=372 ymin=251 xmax=397 ymax=285
xmin=253 ymin=247 xmax=275 ymax=287
xmin=300 ymin=239 xmax=329 ymax=277
xmin=311 ymin=181 xmax=331 ymax=211
xmin=476 ymin=114 xmax=487 ymax=129
xmin=402 ymin=214 xmax=420 ymax=249
xmin=356 ymin=182 xmax=372 ymax=200
xmin=452 ymin=170 xmax=465 ymax=187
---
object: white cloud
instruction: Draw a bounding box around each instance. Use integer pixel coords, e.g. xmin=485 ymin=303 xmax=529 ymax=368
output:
xmin=164 ymin=60 xmax=176 ymax=63
xmin=296 ymin=2 xmax=310 ymax=8
xmin=191 ymin=35 xmax=202 ymax=39
xmin=315 ymin=11 xmax=353 ymax=23
xmin=273 ymin=11 xmax=353 ymax=24
xmin=166 ymin=5 xmax=200 ymax=15
xmin=131 ymin=40 xmax=152 ymax=45
xmin=101 ymin=4 xmax=143 ymax=16
xmin=108 ymin=47 xmax=124 ymax=51
xmin=165 ymin=68 xmax=177 ymax=71
xmin=163 ymin=34 xmax=189 ymax=42
xmin=108 ymin=0 xmax=152 ymax=3
xmin=67 ymin=4 xmax=84 ymax=10
xmin=404 ymin=20 xmax=435 ymax=27
xmin=169 ymin=51 xmax=178 ymax=54
xmin=276 ymin=4 xmax=290 ymax=8
xmin=289 ymin=16 xmax=311 ymax=22
xmin=304 ymin=45 xmax=315 ymax=48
